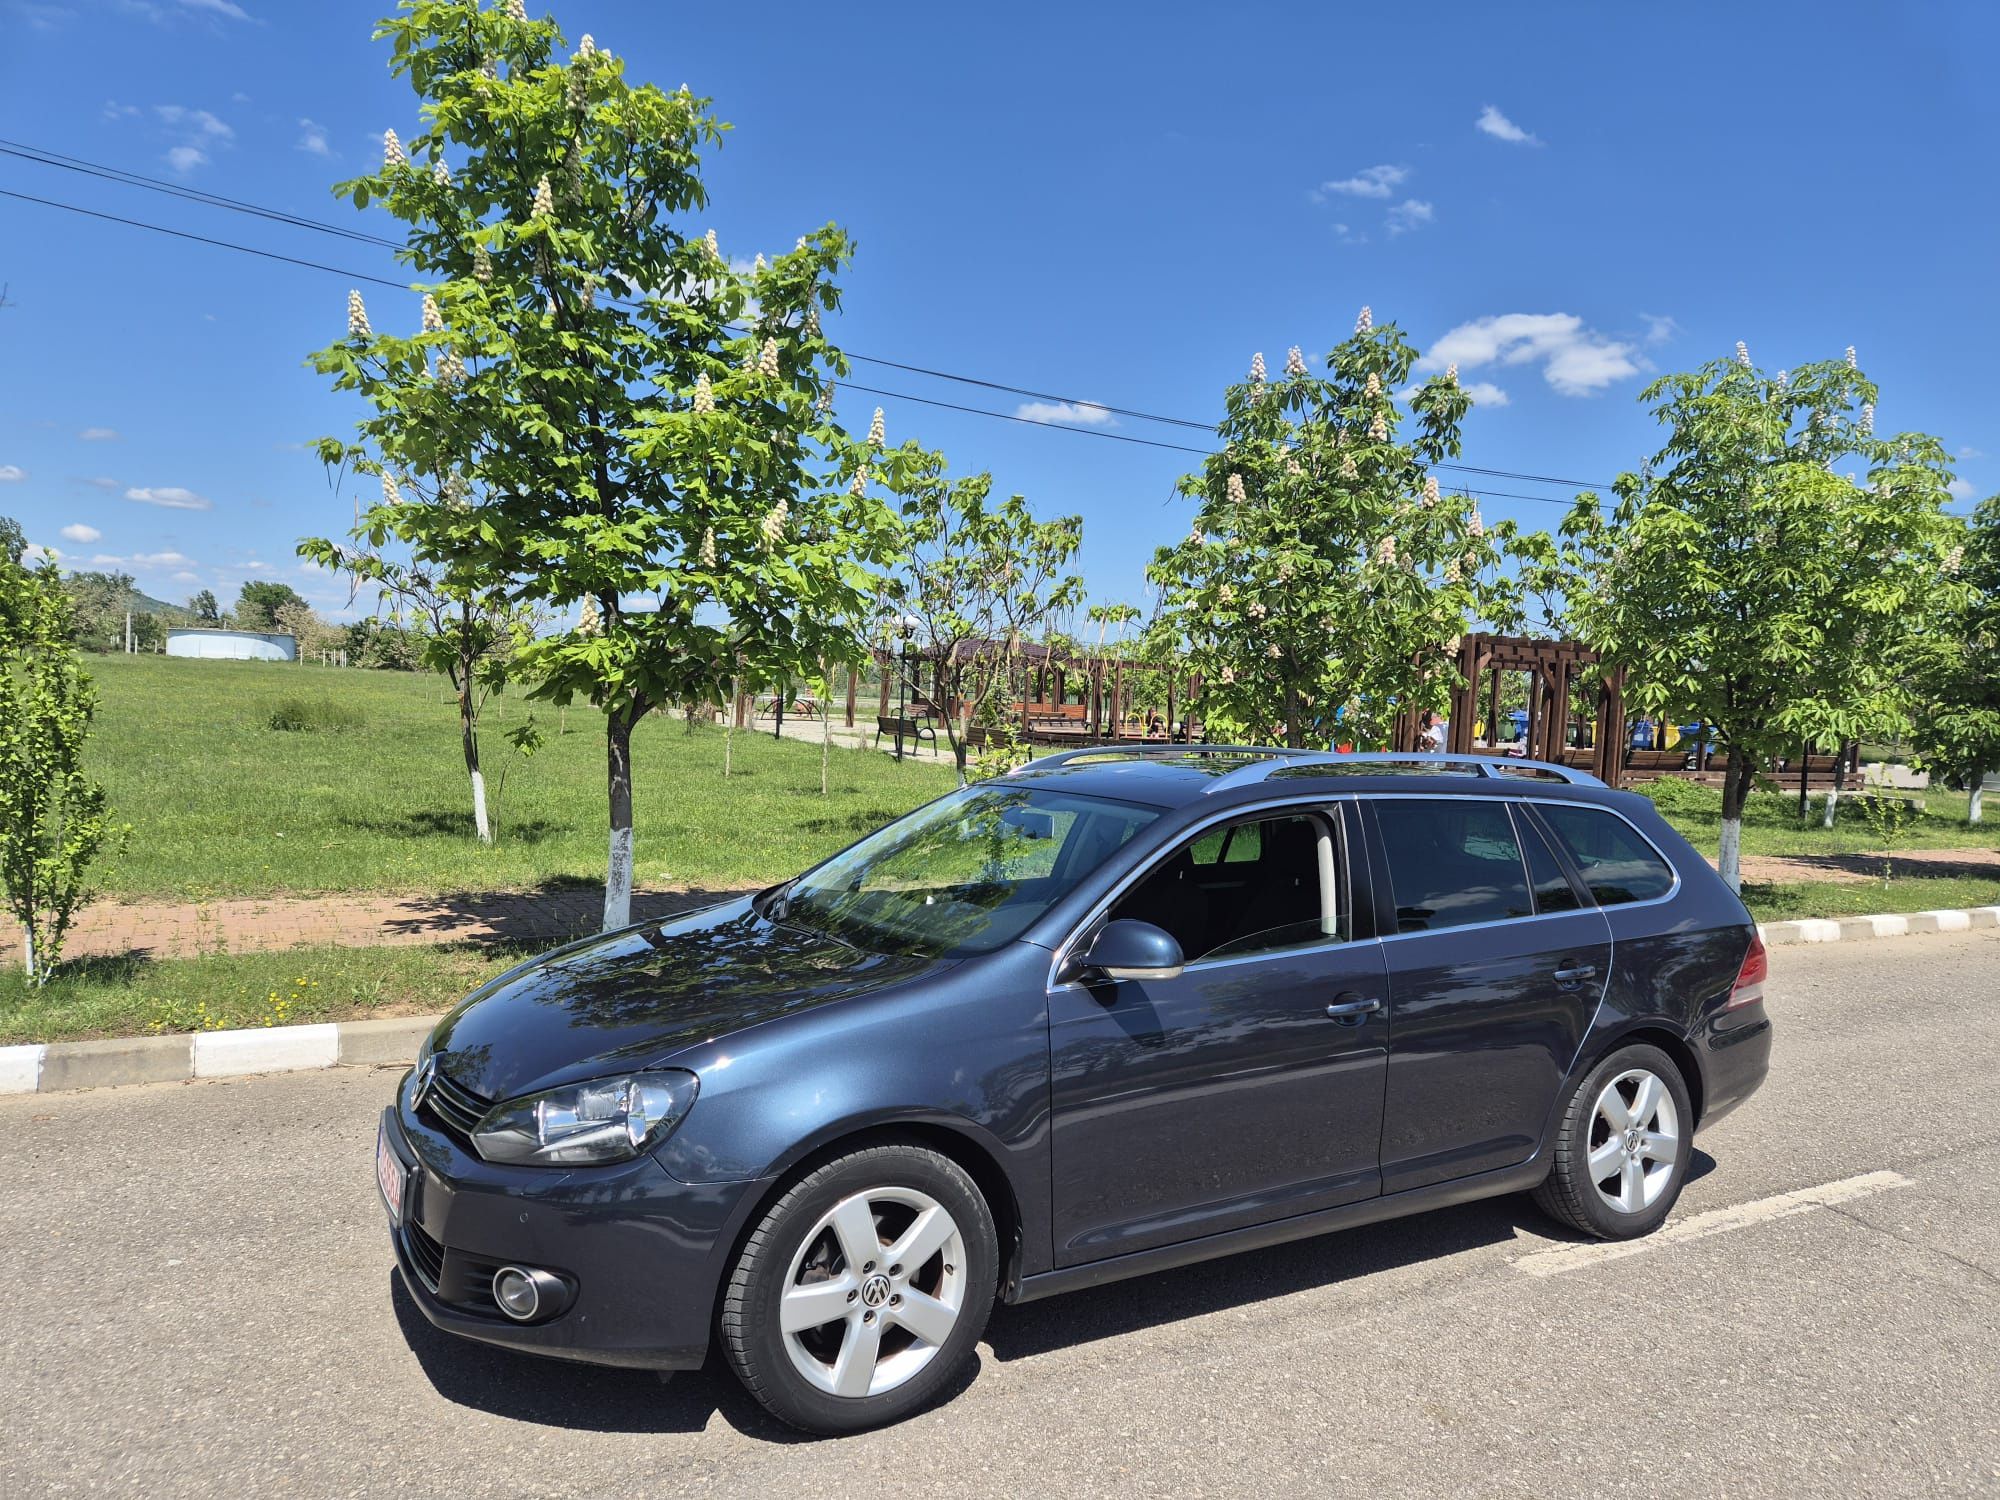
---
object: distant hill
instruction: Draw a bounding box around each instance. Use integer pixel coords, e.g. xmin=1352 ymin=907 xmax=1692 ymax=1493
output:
xmin=131 ymin=589 xmax=193 ymax=620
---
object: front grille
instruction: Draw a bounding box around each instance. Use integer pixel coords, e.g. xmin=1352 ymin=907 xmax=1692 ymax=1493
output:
xmin=403 ymin=1220 xmax=446 ymax=1293
xmin=420 ymin=1067 xmax=490 ymax=1147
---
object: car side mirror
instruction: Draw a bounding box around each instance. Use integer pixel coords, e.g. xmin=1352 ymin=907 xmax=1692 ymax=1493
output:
xmin=1081 ymin=919 xmax=1185 ymax=983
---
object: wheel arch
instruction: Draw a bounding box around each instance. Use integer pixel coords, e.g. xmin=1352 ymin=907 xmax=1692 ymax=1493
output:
xmin=1587 ymin=1022 xmax=1707 ymax=1127
xmin=709 ymin=1117 xmax=1030 ymax=1334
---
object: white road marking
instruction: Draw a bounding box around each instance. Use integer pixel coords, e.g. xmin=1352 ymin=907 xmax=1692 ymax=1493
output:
xmin=1513 ymin=1169 xmax=1912 ymax=1278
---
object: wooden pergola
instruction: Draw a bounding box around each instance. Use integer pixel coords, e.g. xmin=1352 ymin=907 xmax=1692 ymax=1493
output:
xmin=854 ymin=640 xmax=1200 ymax=744
xmin=1391 ymin=632 xmax=1631 ymax=786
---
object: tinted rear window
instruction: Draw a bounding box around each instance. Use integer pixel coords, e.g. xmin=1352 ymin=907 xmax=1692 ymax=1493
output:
xmin=1372 ymin=800 xmax=1533 ymax=933
xmin=1536 ymin=805 xmax=1676 ymax=906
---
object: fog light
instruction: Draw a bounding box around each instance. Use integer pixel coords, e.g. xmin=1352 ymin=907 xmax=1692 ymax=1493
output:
xmin=492 ymin=1265 xmax=566 ymax=1323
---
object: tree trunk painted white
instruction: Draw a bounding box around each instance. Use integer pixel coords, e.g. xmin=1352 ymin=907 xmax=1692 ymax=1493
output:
xmin=1717 ymin=814 xmax=1742 ymax=892
xmin=21 ymin=927 xmax=34 ymax=979
xmin=1970 ymin=782 xmax=1985 ymax=824
xmin=470 ymin=769 xmax=491 ymax=844
xmin=603 ymin=826 xmax=633 ymax=930
xmin=1716 ymin=749 xmax=1749 ymax=892
xmin=1820 ymin=785 xmax=1838 ymax=829
xmin=821 ymin=673 xmax=831 ymax=797
xmin=603 ymin=712 xmax=636 ymax=931
xmin=724 ymin=674 xmax=738 ymax=777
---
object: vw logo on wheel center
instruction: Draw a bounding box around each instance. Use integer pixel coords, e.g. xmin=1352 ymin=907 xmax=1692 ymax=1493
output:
xmin=860 ymin=1274 xmax=891 ymax=1308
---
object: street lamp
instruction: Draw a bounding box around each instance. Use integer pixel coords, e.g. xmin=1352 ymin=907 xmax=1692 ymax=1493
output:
xmin=892 ymin=613 xmax=920 ymax=761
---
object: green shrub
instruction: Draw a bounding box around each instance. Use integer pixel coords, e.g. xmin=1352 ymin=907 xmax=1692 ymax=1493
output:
xmin=1636 ymin=776 xmax=1721 ymax=815
xmin=267 ymin=697 xmax=365 ymax=733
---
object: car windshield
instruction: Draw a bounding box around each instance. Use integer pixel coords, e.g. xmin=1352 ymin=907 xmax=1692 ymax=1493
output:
xmin=774 ymin=784 xmax=1161 ymax=957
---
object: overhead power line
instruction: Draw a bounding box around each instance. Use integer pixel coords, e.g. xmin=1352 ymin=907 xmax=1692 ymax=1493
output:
xmin=0 ymin=186 xmax=411 ymax=289
xmin=0 ymin=153 xmax=1621 ymax=493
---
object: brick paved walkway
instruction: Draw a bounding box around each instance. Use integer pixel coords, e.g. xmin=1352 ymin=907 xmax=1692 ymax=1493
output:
xmin=20 ymin=885 xmax=757 ymax=965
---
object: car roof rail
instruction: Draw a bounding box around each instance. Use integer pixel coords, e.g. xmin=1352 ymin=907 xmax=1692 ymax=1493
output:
xmin=1008 ymin=743 xmax=1313 ymax=776
xmin=1201 ymin=750 xmax=1606 ymax=794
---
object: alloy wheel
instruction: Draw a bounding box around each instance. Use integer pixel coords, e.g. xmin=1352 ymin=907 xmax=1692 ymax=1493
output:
xmin=1586 ymin=1067 xmax=1681 ymax=1215
xmin=778 ymin=1186 xmax=968 ymax=1399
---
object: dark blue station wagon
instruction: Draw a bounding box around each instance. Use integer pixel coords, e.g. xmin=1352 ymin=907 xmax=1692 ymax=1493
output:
xmin=377 ymin=748 xmax=1772 ymax=1433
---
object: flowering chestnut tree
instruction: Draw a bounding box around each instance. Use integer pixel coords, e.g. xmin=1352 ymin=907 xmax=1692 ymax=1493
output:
xmin=879 ymin=452 xmax=1084 ymax=785
xmin=1148 ymin=311 xmax=1521 ymax=748
xmin=1562 ymin=345 xmax=1967 ymax=888
xmin=1909 ymin=494 xmax=1998 ymax=824
xmin=306 ymin=1 xmax=902 ymax=928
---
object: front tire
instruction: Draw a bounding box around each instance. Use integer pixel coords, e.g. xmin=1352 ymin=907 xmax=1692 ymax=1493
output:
xmin=720 ymin=1143 xmax=998 ymax=1434
xmin=1533 ymin=1043 xmax=1693 ymax=1240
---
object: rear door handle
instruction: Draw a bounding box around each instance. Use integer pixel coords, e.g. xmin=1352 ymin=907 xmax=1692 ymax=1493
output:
xmin=1553 ymin=964 xmax=1599 ymax=989
xmin=1325 ymin=994 xmax=1381 ymax=1021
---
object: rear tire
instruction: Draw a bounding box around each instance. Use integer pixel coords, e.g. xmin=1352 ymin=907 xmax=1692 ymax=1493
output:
xmin=1532 ymin=1043 xmax=1692 ymax=1240
xmin=720 ymin=1143 xmax=998 ymax=1434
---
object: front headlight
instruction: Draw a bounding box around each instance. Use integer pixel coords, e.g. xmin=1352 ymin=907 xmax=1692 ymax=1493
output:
xmin=470 ymin=1070 xmax=699 ymax=1167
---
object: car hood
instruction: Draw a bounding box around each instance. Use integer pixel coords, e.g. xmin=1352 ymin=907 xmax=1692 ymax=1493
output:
xmin=428 ymin=896 xmax=953 ymax=1103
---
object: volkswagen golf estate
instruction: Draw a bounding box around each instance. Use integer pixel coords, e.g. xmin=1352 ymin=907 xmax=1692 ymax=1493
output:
xmin=376 ymin=747 xmax=1772 ymax=1433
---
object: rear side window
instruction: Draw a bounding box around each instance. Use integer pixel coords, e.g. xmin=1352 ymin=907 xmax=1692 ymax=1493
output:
xmin=1536 ymin=805 xmax=1676 ymax=906
xmin=1516 ymin=812 xmax=1583 ymax=914
xmin=1371 ymin=800 xmax=1533 ymax=933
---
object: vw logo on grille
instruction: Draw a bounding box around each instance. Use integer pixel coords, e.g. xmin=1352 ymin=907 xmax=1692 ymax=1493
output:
xmin=860 ymin=1274 xmax=892 ymax=1308
xmin=411 ymin=1055 xmax=438 ymax=1110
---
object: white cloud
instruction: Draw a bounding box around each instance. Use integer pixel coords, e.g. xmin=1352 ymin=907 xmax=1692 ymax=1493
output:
xmin=165 ymin=145 xmax=208 ymax=174
xmin=1476 ymin=105 xmax=1540 ymax=146
xmin=1015 ymin=400 xmax=1116 ymax=426
xmin=1958 ymin=445 xmax=1984 ymax=460
xmin=175 ymin=0 xmax=252 ymax=20
xmin=78 ymin=426 xmax=120 ymax=441
xmin=1947 ymin=478 xmax=1977 ymax=500
xmin=89 ymin=553 xmax=126 ymax=565
xmin=1639 ymin=312 xmax=1680 ymax=345
xmin=1315 ymin=164 xmax=1408 ymax=200
xmin=84 ymin=476 xmax=121 ymax=491
xmin=172 ymin=570 xmax=201 ymax=583
xmin=22 ymin=543 xmax=55 ymax=564
xmin=0 ymin=464 xmax=24 ymax=482
xmin=125 ymin=485 xmax=212 ymax=510
xmin=1386 ymin=199 xmax=1434 ymax=235
xmin=296 ymin=118 xmax=331 ymax=157
xmin=133 ymin=550 xmax=193 ymax=567
xmin=155 ymin=104 xmax=232 ymax=140
xmin=60 ymin=523 xmax=101 ymax=543
xmin=1418 ymin=313 xmax=1644 ymax=397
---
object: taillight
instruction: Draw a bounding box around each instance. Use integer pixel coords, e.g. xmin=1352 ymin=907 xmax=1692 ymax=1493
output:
xmin=1724 ymin=932 xmax=1768 ymax=1010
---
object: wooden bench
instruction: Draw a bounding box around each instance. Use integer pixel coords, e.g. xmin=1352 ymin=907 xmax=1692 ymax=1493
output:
xmin=874 ymin=715 xmax=936 ymax=752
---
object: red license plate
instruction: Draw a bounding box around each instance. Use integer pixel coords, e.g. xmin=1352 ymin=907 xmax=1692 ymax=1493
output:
xmin=376 ymin=1121 xmax=408 ymax=1225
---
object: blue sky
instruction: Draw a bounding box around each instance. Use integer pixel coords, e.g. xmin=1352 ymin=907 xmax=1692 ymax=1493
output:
xmin=2 ymin=0 xmax=1995 ymax=621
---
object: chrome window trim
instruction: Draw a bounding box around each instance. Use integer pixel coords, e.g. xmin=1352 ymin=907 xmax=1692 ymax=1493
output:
xmin=1521 ymin=799 xmax=1684 ymax=913
xmin=1362 ymin=792 xmax=1682 ymax=940
xmin=1046 ymin=794 xmax=1355 ymax=993
xmin=1047 ymin=789 xmax=1683 ymax=989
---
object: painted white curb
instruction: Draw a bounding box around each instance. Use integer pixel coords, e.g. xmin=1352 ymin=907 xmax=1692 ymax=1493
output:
xmin=1759 ymin=905 xmax=2000 ymax=946
xmin=192 ymin=1023 xmax=341 ymax=1079
xmin=0 ymin=1043 xmax=46 ymax=1094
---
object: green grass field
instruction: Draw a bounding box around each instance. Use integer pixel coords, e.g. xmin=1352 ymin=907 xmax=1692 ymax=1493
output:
xmin=2 ymin=652 xmax=1990 ymax=1045
xmin=84 ymin=654 xmax=956 ymax=902
xmin=0 ymin=943 xmax=526 ymax=1045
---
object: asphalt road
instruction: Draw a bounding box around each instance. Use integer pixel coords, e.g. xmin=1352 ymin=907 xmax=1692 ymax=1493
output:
xmin=3 ymin=934 xmax=1996 ymax=1499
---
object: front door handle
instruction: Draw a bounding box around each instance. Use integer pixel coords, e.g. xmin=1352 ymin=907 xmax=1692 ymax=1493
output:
xmin=1325 ymin=993 xmax=1381 ymax=1021
xmin=1553 ymin=963 xmax=1599 ymax=989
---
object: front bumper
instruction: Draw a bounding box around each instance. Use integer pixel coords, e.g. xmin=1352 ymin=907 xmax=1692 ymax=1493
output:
xmin=380 ymin=1089 xmax=770 ymax=1371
